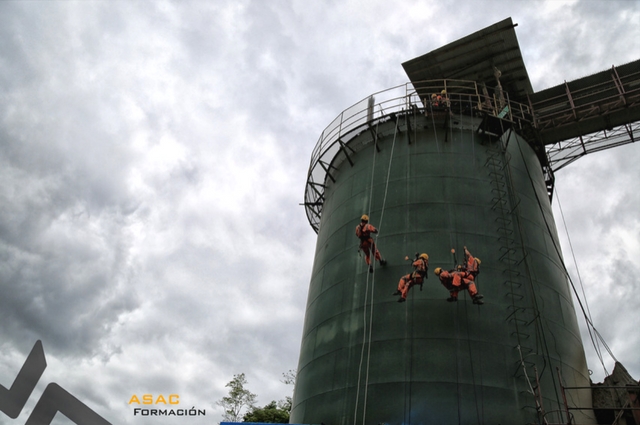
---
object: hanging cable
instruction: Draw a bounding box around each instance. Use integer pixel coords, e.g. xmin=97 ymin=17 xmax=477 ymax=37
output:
xmin=513 ymin=134 xmax=618 ymax=366
xmin=353 ymin=116 xmax=382 ymax=425
xmin=555 ymin=188 xmax=609 ymax=376
xmin=353 ymin=114 xmax=400 ymax=425
xmin=510 ymin=132 xmax=622 ymax=420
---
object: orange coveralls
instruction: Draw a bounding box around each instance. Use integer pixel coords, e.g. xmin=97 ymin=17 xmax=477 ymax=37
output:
xmin=464 ymin=247 xmax=480 ymax=279
xmin=397 ymin=257 xmax=429 ymax=301
xmin=355 ymin=223 xmax=382 ymax=266
xmin=438 ymin=269 xmax=478 ymax=300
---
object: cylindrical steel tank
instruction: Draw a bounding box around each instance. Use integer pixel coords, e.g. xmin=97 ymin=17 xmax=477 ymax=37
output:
xmin=293 ymin=90 xmax=595 ymax=425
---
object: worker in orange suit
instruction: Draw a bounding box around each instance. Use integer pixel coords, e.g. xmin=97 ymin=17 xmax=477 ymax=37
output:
xmin=355 ymin=214 xmax=386 ymax=272
xmin=434 ymin=267 xmax=484 ymax=304
xmin=393 ymin=253 xmax=429 ymax=303
xmin=463 ymin=246 xmax=481 ymax=279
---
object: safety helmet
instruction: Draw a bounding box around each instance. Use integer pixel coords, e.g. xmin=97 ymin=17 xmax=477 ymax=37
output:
xmin=441 ymin=89 xmax=446 ymax=94
xmin=431 ymin=93 xmax=437 ymax=98
xmin=434 ymin=267 xmax=442 ymax=275
xmin=419 ymin=253 xmax=429 ymax=260
xmin=475 ymin=258 xmax=481 ymax=265
xmin=361 ymin=214 xmax=369 ymax=222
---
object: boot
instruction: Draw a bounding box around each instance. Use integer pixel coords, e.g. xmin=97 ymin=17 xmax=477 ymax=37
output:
xmin=447 ymin=296 xmax=457 ymax=302
xmin=392 ymin=290 xmax=401 ymax=296
xmin=398 ymin=297 xmax=406 ymax=303
xmin=369 ymin=265 xmax=373 ymax=273
xmin=472 ymin=295 xmax=484 ymax=305
xmin=380 ymin=259 xmax=387 ymax=266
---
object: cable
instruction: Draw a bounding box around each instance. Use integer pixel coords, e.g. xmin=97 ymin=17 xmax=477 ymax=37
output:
xmin=353 ymin=117 xmax=382 ymax=425
xmin=356 ymin=114 xmax=400 ymax=425
xmin=510 ymin=131 xmax=621 ymax=417
xmin=554 ymin=188 xmax=609 ymax=376
xmin=513 ymin=131 xmax=618 ymax=366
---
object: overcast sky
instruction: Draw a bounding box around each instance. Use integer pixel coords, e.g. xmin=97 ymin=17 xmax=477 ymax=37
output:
xmin=1 ymin=1 xmax=639 ymax=424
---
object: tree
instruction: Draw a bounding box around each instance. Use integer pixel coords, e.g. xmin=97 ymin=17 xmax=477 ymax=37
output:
xmin=280 ymin=369 xmax=297 ymax=386
xmin=242 ymin=400 xmax=290 ymax=423
xmin=216 ymin=373 xmax=257 ymax=421
xmin=278 ymin=369 xmax=296 ymax=417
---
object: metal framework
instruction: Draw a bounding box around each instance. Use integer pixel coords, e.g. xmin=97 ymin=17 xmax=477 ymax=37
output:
xmin=302 ymin=79 xmax=533 ymax=233
xmin=303 ymin=59 xmax=640 ymax=232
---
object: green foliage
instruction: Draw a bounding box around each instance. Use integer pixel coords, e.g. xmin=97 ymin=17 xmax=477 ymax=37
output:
xmin=216 ymin=370 xmax=296 ymax=423
xmin=242 ymin=400 xmax=290 ymax=423
xmin=280 ymin=369 xmax=296 ymax=386
xmin=216 ymin=373 xmax=257 ymax=422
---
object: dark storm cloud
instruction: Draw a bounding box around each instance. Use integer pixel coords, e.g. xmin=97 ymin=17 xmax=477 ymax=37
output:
xmin=0 ymin=3 xmax=143 ymax=362
xmin=1 ymin=1 xmax=639 ymax=423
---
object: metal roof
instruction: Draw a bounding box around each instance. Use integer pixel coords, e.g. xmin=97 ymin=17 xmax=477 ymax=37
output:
xmin=402 ymin=17 xmax=534 ymax=102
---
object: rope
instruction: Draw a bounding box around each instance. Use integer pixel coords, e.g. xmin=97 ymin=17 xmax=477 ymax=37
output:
xmin=512 ymin=136 xmax=618 ymax=367
xmin=463 ymin=296 xmax=483 ymax=425
xmin=354 ymin=114 xmax=400 ymax=425
xmin=353 ymin=117 xmax=381 ymax=425
xmin=455 ymin=302 xmax=462 ymax=425
xmin=510 ymin=132 xmax=616 ymax=413
xmin=554 ymin=188 xmax=609 ymax=376
xmin=459 ymin=96 xmax=484 ymax=425
xmin=428 ymin=100 xmax=441 ymax=154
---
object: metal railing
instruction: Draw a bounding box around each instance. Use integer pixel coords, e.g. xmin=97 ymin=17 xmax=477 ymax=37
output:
xmin=303 ymin=79 xmax=533 ymax=232
xmin=530 ymin=66 xmax=640 ymax=132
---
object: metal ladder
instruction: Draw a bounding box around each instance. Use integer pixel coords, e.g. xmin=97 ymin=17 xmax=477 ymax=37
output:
xmin=484 ymin=131 xmax=544 ymax=419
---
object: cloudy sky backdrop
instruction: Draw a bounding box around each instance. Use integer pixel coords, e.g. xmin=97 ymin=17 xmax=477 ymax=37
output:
xmin=1 ymin=0 xmax=639 ymax=423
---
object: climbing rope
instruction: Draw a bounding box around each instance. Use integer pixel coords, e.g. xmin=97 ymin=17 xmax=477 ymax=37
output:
xmin=555 ymin=188 xmax=610 ymax=376
xmin=512 ymin=137 xmax=618 ymax=372
xmin=354 ymin=113 xmax=400 ymax=425
xmin=353 ymin=116 xmax=381 ymax=425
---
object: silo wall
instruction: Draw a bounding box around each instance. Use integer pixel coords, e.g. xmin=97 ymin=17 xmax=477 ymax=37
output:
xmin=292 ymin=112 xmax=594 ymax=425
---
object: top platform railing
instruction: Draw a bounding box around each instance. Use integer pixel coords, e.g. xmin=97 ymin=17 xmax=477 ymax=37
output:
xmin=528 ymin=63 xmax=640 ymax=145
xmin=304 ymin=79 xmax=533 ymax=233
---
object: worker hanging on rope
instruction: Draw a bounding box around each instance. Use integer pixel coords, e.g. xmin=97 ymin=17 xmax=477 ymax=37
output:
xmin=462 ymin=246 xmax=481 ymax=278
xmin=445 ymin=246 xmax=482 ymax=303
xmin=355 ymin=214 xmax=386 ymax=273
xmin=392 ymin=253 xmax=429 ymax=303
xmin=434 ymin=255 xmax=484 ymax=305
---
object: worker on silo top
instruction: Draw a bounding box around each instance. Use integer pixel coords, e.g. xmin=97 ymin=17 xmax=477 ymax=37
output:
xmin=431 ymin=93 xmax=439 ymax=108
xmin=434 ymin=267 xmax=484 ymax=304
xmin=392 ymin=253 xmax=429 ymax=303
xmin=440 ymin=89 xmax=449 ymax=108
xmin=355 ymin=214 xmax=386 ymax=272
xmin=463 ymin=246 xmax=481 ymax=279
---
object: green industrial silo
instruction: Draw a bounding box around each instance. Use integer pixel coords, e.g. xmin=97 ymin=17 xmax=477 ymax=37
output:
xmin=293 ymin=19 xmax=597 ymax=425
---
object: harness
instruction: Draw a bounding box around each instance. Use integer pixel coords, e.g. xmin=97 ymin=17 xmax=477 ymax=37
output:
xmin=357 ymin=223 xmax=372 ymax=241
xmin=412 ymin=258 xmax=429 ymax=279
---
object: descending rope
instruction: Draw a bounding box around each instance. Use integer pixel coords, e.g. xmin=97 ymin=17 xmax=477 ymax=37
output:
xmin=554 ymin=188 xmax=610 ymax=376
xmin=466 ymin=93 xmax=485 ymax=425
xmin=513 ymin=134 xmax=618 ymax=367
xmin=354 ymin=114 xmax=400 ymax=425
xmin=510 ymin=133 xmax=622 ymax=419
xmin=402 ymin=105 xmax=421 ymax=425
xmin=353 ymin=116 xmax=381 ymax=425
xmin=456 ymin=95 xmax=484 ymax=425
